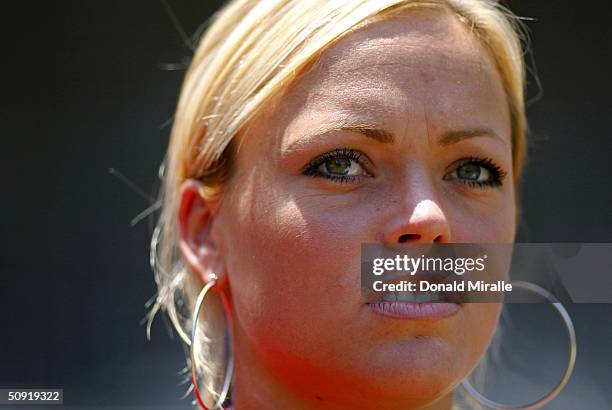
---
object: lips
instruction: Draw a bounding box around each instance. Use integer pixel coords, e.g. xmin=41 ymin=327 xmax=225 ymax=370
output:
xmin=367 ymin=300 xmax=461 ymax=319
xmin=367 ymin=277 xmax=463 ymax=319
xmin=381 ymin=289 xmax=445 ymax=302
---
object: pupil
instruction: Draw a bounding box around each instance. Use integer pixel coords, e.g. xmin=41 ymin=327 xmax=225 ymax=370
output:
xmin=326 ymin=158 xmax=350 ymax=175
xmin=458 ymin=164 xmax=480 ymax=180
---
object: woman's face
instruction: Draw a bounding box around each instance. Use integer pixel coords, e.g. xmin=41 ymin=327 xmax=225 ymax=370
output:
xmin=186 ymin=7 xmax=515 ymax=410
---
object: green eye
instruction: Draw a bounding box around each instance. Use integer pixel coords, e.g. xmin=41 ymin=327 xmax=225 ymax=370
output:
xmin=444 ymin=157 xmax=506 ymax=188
xmin=456 ymin=163 xmax=487 ymax=181
xmin=324 ymin=157 xmax=352 ymax=175
xmin=303 ymin=148 xmax=372 ymax=183
xmin=317 ymin=156 xmax=364 ymax=177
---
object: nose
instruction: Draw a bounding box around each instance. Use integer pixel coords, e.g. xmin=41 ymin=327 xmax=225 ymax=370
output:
xmin=381 ymin=198 xmax=452 ymax=244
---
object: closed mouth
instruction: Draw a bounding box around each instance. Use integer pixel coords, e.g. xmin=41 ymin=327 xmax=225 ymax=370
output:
xmin=380 ymin=289 xmax=453 ymax=303
xmin=366 ymin=299 xmax=461 ymax=319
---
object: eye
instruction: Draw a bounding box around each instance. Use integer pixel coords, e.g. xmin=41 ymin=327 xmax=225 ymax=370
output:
xmin=444 ymin=157 xmax=506 ymax=188
xmin=302 ymin=148 xmax=372 ymax=183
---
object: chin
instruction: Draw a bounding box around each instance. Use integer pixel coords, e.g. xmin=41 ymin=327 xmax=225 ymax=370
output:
xmin=314 ymin=335 xmax=465 ymax=410
xmin=378 ymin=337 xmax=462 ymax=387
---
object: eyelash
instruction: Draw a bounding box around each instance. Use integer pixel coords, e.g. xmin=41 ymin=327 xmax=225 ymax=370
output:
xmin=302 ymin=149 xmax=507 ymax=188
xmin=302 ymin=148 xmax=370 ymax=183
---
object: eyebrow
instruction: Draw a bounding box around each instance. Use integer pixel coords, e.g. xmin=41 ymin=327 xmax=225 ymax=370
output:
xmin=313 ymin=122 xmax=505 ymax=146
xmin=438 ymin=128 xmax=505 ymax=146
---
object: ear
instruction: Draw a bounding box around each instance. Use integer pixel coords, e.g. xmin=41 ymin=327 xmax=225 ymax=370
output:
xmin=178 ymin=179 xmax=224 ymax=284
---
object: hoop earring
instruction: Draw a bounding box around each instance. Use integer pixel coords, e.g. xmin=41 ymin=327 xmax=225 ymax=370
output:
xmin=461 ymin=280 xmax=577 ymax=410
xmin=189 ymin=274 xmax=234 ymax=410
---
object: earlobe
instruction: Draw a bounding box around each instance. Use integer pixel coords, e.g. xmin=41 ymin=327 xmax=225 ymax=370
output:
xmin=177 ymin=179 xmax=224 ymax=283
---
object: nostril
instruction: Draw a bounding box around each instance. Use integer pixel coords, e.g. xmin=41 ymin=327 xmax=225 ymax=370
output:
xmin=398 ymin=233 xmax=420 ymax=243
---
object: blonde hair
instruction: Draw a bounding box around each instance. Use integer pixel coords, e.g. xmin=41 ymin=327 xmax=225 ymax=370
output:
xmin=148 ymin=0 xmax=528 ymax=406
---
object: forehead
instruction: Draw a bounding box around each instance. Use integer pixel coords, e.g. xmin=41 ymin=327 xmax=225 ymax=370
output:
xmin=269 ymin=6 xmax=510 ymax=147
xmin=322 ymin=8 xmax=486 ymax=71
xmin=305 ymin=6 xmax=499 ymax=95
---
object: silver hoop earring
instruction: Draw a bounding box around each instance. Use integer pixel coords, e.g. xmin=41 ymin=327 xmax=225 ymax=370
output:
xmin=189 ymin=274 xmax=234 ymax=410
xmin=461 ymin=280 xmax=577 ymax=410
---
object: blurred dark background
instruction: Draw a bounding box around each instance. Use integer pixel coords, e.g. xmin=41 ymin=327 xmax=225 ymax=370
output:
xmin=1 ymin=1 xmax=611 ymax=409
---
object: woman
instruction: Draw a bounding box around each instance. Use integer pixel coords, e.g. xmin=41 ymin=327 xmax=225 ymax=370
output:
xmin=148 ymin=1 xmax=564 ymax=409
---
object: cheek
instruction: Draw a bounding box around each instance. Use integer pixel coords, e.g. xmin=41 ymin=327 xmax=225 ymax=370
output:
xmin=445 ymin=190 xmax=517 ymax=243
xmin=460 ymin=303 xmax=503 ymax=369
xmin=220 ymin=183 xmax=369 ymax=357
